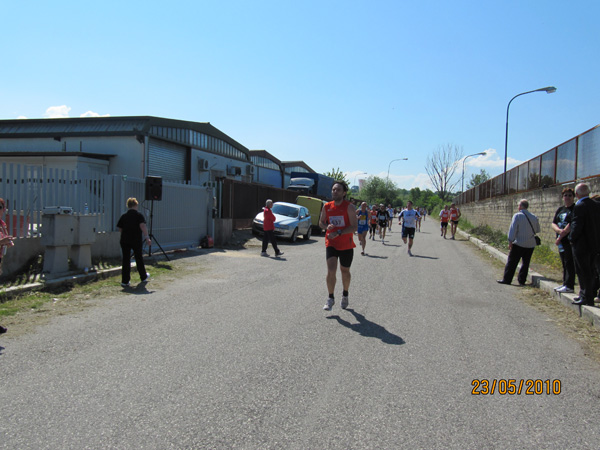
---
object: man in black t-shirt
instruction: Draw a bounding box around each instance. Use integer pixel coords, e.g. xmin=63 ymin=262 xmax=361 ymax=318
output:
xmin=116 ymin=197 xmax=152 ymax=287
xmin=551 ymin=187 xmax=576 ymax=293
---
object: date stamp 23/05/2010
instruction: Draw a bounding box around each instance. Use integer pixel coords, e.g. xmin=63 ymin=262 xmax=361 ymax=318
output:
xmin=471 ymin=379 xmax=561 ymax=395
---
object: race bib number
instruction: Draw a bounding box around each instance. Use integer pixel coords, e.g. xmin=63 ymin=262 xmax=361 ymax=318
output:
xmin=329 ymin=215 xmax=346 ymax=227
xmin=358 ymin=219 xmax=367 ymax=225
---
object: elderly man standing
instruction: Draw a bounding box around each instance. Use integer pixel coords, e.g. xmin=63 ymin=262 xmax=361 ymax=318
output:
xmin=497 ymin=199 xmax=540 ymax=286
xmin=569 ymin=183 xmax=600 ymax=306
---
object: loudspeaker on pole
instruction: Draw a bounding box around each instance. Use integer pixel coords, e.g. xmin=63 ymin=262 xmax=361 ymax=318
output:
xmin=145 ymin=176 xmax=163 ymax=201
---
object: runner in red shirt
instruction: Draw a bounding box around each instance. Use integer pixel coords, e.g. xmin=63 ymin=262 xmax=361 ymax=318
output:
xmin=369 ymin=207 xmax=378 ymax=240
xmin=439 ymin=205 xmax=450 ymax=239
xmin=319 ymin=181 xmax=357 ymax=311
xmin=449 ymin=203 xmax=461 ymax=240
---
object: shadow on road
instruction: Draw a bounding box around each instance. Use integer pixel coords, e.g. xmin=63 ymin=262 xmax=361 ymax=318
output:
xmin=364 ymin=254 xmax=388 ymax=259
xmin=410 ymin=254 xmax=438 ymax=260
xmin=326 ymin=308 xmax=405 ymax=345
xmin=0 ymin=345 xmax=4 ymax=356
xmin=122 ymin=284 xmax=155 ymax=296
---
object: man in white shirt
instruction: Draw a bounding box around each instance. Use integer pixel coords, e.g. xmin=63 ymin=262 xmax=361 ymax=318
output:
xmin=399 ymin=201 xmax=421 ymax=256
xmin=497 ymin=199 xmax=540 ymax=286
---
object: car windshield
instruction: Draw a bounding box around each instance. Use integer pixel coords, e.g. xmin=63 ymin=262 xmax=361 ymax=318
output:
xmin=272 ymin=204 xmax=299 ymax=218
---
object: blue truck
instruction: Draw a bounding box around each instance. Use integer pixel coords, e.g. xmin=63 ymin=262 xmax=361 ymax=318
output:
xmin=288 ymin=172 xmax=335 ymax=200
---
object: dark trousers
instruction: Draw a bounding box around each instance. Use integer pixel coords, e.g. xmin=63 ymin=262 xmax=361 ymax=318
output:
xmin=262 ymin=229 xmax=280 ymax=254
xmin=559 ymin=246 xmax=576 ymax=289
xmin=502 ymin=244 xmax=535 ymax=285
xmin=573 ymin=248 xmax=600 ymax=304
xmin=121 ymin=242 xmax=147 ymax=284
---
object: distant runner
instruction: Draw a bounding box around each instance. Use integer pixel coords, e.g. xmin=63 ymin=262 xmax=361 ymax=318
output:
xmin=439 ymin=205 xmax=450 ymax=239
xmin=377 ymin=204 xmax=390 ymax=243
xmin=369 ymin=206 xmax=378 ymax=240
xmin=356 ymin=202 xmax=370 ymax=256
xmin=449 ymin=203 xmax=461 ymax=240
xmin=399 ymin=201 xmax=421 ymax=256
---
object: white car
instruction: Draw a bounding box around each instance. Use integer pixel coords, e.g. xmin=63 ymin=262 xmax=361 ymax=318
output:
xmin=252 ymin=202 xmax=312 ymax=242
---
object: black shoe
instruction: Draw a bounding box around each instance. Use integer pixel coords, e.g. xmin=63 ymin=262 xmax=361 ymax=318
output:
xmin=0 ymin=325 xmax=7 ymax=334
xmin=497 ymin=280 xmax=510 ymax=285
xmin=519 ymin=282 xmax=527 ymax=287
xmin=572 ymin=298 xmax=585 ymax=305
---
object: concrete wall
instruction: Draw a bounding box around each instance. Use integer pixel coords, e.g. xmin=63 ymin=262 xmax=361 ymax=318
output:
xmin=459 ymin=177 xmax=600 ymax=250
xmin=1 ymin=237 xmax=44 ymax=277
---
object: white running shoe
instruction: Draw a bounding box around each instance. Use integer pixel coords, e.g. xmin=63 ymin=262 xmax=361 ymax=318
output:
xmin=556 ymin=286 xmax=574 ymax=293
xmin=341 ymin=295 xmax=349 ymax=309
xmin=323 ymin=298 xmax=334 ymax=311
xmin=141 ymin=273 xmax=151 ymax=283
xmin=553 ymin=285 xmax=564 ymax=291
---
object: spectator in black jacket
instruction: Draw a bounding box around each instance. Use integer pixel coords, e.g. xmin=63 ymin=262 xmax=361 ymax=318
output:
xmin=551 ymin=187 xmax=576 ymax=293
xmin=569 ymin=183 xmax=600 ymax=306
xmin=117 ymin=198 xmax=152 ymax=287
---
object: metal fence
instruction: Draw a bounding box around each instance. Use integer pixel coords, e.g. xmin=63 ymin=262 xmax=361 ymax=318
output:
xmin=220 ymin=179 xmax=298 ymax=228
xmin=458 ymin=123 xmax=600 ymax=203
xmin=0 ymin=163 xmax=213 ymax=251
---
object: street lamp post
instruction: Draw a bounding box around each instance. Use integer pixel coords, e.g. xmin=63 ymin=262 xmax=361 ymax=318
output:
xmin=462 ymin=152 xmax=487 ymax=193
xmin=387 ymin=158 xmax=408 ymax=181
xmin=503 ymin=86 xmax=556 ymax=193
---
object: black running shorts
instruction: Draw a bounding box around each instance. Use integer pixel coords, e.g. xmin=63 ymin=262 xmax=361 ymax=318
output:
xmin=326 ymin=246 xmax=354 ymax=268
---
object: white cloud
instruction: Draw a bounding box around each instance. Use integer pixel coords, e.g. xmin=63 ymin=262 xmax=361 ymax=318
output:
xmin=17 ymin=115 xmax=27 ymax=119
xmin=44 ymin=105 xmax=71 ymax=118
xmin=466 ymin=148 xmax=523 ymax=171
xmin=80 ymin=111 xmax=110 ymax=118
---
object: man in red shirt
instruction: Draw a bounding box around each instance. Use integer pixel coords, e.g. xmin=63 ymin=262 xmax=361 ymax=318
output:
xmin=319 ymin=181 xmax=358 ymax=311
xmin=261 ymin=199 xmax=284 ymax=257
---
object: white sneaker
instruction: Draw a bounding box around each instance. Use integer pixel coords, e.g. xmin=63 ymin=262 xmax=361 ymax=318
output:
xmin=323 ymin=298 xmax=334 ymax=311
xmin=261 ymin=252 xmax=269 ymax=257
xmin=341 ymin=295 xmax=349 ymax=309
xmin=557 ymin=286 xmax=574 ymax=293
xmin=553 ymin=285 xmax=564 ymax=291
xmin=141 ymin=273 xmax=150 ymax=283
xmin=121 ymin=282 xmax=130 ymax=287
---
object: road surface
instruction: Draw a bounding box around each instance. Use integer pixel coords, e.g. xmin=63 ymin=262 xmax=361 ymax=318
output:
xmin=2 ymin=218 xmax=600 ymax=449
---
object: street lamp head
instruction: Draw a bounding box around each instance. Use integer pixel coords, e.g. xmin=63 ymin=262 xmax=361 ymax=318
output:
xmin=541 ymin=86 xmax=557 ymax=94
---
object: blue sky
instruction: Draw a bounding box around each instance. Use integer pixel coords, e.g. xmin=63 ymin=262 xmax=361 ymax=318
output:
xmin=2 ymin=0 xmax=598 ymax=190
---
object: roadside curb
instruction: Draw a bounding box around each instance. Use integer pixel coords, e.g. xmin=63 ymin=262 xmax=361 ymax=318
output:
xmin=458 ymin=229 xmax=600 ymax=330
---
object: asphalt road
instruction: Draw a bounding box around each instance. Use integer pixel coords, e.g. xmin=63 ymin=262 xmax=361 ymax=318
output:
xmin=2 ymin=218 xmax=600 ymax=449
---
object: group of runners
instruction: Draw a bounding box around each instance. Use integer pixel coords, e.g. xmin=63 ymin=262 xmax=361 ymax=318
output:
xmin=318 ymin=180 xmax=461 ymax=312
xmin=438 ymin=203 xmax=462 ymax=239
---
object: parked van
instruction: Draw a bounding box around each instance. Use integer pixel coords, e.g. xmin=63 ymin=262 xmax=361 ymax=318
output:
xmin=295 ymin=195 xmax=326 ymax=234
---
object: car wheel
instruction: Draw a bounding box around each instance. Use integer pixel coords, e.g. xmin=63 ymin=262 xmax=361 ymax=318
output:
xmin=290 ymin=228 xmax=298 ymax=242
xmin=303 ymin=225 xmax=312 ymax=240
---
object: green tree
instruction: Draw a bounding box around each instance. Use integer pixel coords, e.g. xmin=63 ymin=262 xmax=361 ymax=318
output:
xmin=467 ymin=169 xmax=491 ymax=189
xmin=324 ymin=168 xmax=348 ymax=184
xmin=361 ymin=176 xmax=399 ymax=205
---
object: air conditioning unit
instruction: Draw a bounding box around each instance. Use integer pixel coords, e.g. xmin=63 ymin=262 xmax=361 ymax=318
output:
xmin=246 ymin=165 xmax=255 ymax=176
xmin=197 ymin=157 xmax=209 ymax=171
xmin=227 ymin=166 xmax=241 ymax=176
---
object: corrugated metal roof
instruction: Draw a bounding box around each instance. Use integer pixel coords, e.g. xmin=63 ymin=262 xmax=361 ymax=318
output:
xmin=0 ymin=118 xmax=148 ymax=135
